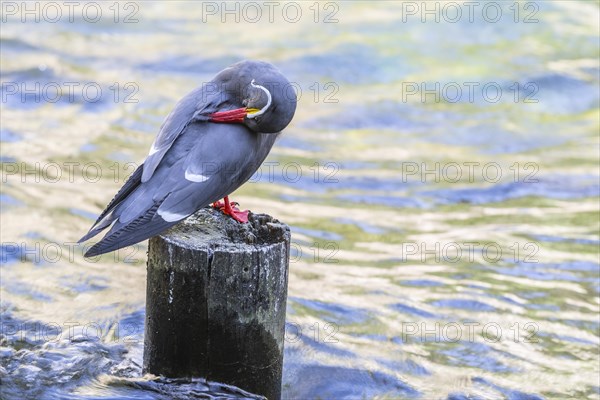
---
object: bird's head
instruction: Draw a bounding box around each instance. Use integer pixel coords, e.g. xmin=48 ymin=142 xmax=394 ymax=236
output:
xmin=208 ymin=60 xmax=297 ymax=134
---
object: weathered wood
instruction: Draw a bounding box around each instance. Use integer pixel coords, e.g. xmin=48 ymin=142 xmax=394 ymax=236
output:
xmin=143 ymin=207 xmax=290 ymax=400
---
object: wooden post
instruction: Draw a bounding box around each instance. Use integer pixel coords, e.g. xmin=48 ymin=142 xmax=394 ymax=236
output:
xmin=143 ymin=208 xmax=290 ymax=400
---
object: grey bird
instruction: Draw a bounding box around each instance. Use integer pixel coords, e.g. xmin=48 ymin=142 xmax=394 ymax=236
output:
xmin=79 ymin=60 xmax=297 ymax=257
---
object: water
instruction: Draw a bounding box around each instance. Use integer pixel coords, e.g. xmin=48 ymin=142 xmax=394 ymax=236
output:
xmin=1 ymin=1 xmax=599 ymax=399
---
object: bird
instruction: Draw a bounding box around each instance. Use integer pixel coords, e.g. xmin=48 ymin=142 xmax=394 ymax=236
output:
xmin=79 ymin=60 xmax=297 ymax=257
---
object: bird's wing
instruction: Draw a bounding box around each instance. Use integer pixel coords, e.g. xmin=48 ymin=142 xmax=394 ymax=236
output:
xmin=154 ymin=123 xmax=256 ymax=218
xmin=142 ymin=85 xmax=221 ymax=183
xmin=78 ymin=164 xmax=144 ymax=243
xmin=84 ymin=123 xmax=255 ymax=257
xmin=79 ymin=87 xmax=223 ymax=249
xmin=83 ymin=198 xmax=170 ymax=257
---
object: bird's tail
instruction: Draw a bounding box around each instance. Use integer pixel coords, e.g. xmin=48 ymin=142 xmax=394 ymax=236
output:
xmin=78 ymin=164 xmax=144 ymax=246
xmin=78 ymin=214 xmax=116 ymax=243
xmin=83 ymin=200 xmax=179 ymax=257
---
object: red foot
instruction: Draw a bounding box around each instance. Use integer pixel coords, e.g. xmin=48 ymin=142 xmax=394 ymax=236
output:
xmin=212 ymin=196 xmax=249 ymax=223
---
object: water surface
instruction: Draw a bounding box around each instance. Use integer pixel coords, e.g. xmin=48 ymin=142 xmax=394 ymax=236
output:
xmin=1 ymin=1 xmax=599 ymax=399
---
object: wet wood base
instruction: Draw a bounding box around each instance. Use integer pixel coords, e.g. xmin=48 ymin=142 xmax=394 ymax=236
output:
xmin=143 ymin=207 xmax=290 ymax=400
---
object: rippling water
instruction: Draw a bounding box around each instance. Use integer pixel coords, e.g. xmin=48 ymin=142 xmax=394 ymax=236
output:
xmin=1 ymin=1 xmax=599 ymax=399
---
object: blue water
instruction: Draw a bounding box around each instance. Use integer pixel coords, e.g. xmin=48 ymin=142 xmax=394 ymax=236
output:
xmin=1 ymin=1 xmax=599 ymax=399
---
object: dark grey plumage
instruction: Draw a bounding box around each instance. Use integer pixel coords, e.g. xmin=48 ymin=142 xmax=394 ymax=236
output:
xmin=79 ymin=60 xmax=296 ymax=257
